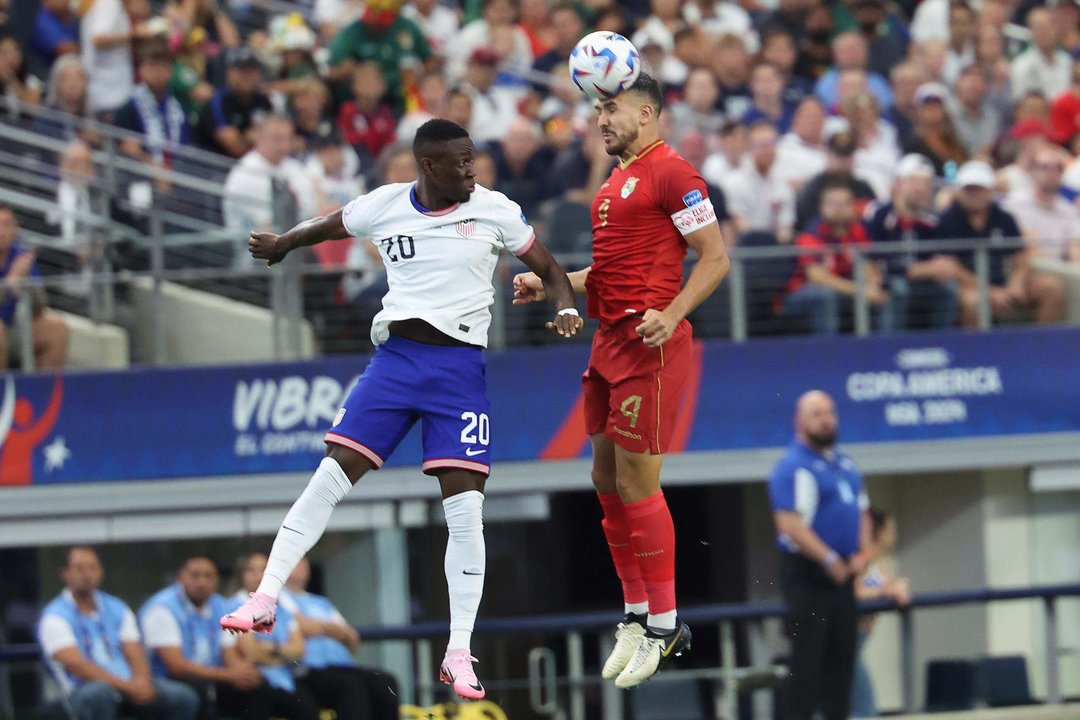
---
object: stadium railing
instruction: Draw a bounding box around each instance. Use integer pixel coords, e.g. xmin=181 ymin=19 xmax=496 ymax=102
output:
xmin=2 ymin=583 xmax=1077 ymax=719
xmin=0 ymin=103 xmax=1065 ymax=371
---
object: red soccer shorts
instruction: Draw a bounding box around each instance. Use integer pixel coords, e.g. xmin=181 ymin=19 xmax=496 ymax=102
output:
xmin=582 ymin=316 xmax=692 ymax=454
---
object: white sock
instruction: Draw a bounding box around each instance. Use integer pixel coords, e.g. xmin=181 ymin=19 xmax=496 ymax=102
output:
xmin=648 ymin=610 xmax=677 ymax=633
xmin=258 ymin=457 xmax=352 ymax=598
xmin=625 ymin=602 xmax=648 ymax=617
xmin=443 ymin=490 xmax=485 ymax=653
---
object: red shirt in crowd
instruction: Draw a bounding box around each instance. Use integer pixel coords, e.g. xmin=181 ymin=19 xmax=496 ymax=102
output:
xmin=336 ymin=101 xmax=398 ymax=160
xmin=787 ymin=220 xmax=872 ymax=294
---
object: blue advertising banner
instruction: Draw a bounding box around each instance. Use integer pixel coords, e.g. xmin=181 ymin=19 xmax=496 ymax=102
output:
xmin=0 ymin=327 xmax=1077 ymax=486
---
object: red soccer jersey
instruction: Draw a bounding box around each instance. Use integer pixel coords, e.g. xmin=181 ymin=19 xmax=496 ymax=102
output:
xmin=585 ymin=140 xmax=717 ymax=325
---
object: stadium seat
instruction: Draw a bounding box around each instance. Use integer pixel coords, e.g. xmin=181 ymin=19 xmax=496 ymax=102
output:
xmin=977 ymin=655 xmax=1036 ymax=707
xmin=543 ymin=201 xmax=593 ymax=255
xmin=628 ymin=676 xmax=709 ymax=720
xmin=924 ymin=658 xmax=977 ymax=712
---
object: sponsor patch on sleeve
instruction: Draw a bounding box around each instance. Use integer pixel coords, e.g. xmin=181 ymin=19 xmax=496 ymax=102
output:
xmin=670 ymin=198 xmax=717 ymax=235
xmin=682 ymin=189 xmax=704 ymax=207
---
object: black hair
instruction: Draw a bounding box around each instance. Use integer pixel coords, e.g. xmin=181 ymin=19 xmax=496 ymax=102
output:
xmin=626 ymin=72 xmax=664 ymax=117
xmin=820 ymin=177 xmax=855 ymax=196
xmin=181 ymin=555 xmax=220 ymax=574
xmin=413 ymin=118 xmax=470 ymax=160
xmin=65 ymin=545 xmax=99 ymax=568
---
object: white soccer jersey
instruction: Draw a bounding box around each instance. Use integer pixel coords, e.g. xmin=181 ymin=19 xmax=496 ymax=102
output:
xmin=341 ymin=182 xmax=536 ymax=347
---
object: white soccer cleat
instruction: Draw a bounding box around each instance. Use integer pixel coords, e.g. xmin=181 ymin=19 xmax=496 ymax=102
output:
xmin=615 ymin=621 xmax=691 ymax=689
xmin=601 ymin=613 xmax=647 ymax=680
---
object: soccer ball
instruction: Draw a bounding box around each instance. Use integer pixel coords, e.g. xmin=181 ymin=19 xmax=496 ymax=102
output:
xmin=568 ymin=31 xmax=641 ymax=100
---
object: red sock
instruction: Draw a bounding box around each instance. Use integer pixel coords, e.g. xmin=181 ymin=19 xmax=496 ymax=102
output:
xmin=625 ymin=491 xmax=676 ymax=615
xmin=597 ymin=492 xmax=648 ymax=607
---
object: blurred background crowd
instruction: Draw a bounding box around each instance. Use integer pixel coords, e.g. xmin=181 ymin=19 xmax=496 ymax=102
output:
xmin=2 ymin=0 xmax=1080 ymax=364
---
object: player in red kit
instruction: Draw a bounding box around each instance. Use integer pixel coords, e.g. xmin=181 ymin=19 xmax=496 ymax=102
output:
xmin=514 ymin=73 xmax=729 ymax=688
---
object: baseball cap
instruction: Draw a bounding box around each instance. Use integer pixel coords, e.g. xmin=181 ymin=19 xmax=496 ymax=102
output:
xmin=226 ymin=48 xmax=262 ymax=70
xmin=914 ymin=82 xmax=949 ymax=105
xmin=827 ymin=130 xmax=857 ymax=156
xmin=1009 ymin=118 xmax=1050 ymax=140
xmin=468 ymin=48 xmax=500 ymax=65
xmin=896 ymin=153 xmax=935 ymax=179
xmin=953 ymin=160 xmax=995 ymax=188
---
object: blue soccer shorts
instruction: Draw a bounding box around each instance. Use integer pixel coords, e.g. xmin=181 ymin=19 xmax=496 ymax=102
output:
xmin=324 ymin=335 xmax=492 ymax=476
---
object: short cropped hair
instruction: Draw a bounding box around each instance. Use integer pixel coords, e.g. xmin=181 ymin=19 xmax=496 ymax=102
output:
xmin=627 ymin=72 xmax=664 ymax=117
xmin=413 ymin=119 xmax=470 ymax=159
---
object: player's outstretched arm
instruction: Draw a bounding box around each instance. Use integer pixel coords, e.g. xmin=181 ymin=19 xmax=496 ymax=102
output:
xmin=512 ymin=266 xmax=591 ymax=304
xmin=516 ymin=241 xmax=584 ymax=337
xmin=248 ymin=209 xmax=348 ymax=266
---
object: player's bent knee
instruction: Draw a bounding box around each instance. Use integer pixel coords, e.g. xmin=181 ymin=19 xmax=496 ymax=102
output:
xmin=325 ymin=445 xmax=375 ymax=484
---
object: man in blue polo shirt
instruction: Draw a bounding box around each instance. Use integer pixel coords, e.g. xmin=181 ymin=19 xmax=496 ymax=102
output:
xmin=769 ymin=390 xmax=872 ymax=720
xmin=38 ymin=546 xmax=199 ymax=720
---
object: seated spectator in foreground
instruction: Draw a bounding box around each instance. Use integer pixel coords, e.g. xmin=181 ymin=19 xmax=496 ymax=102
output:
xmin=113 ymin=44 xmax=190 ymax=167
xmin=30 ymin=0 xmax=79 ymax=74
xmin=1003 ymin=147 xmax=1080 ymax=263
xmin=721 ymin=121 xmax=796 ymax=243
xmin=336 ymin=62 xmax=397 ymax=167
xmin=229 ymin=553 xmax=318 ymax=720
xmin=0 ymin=205 xmax=69 ymax=370
xmin=280 ymin=558 xmax=400 ymax=720
xmin=935 ymin=161 xmax=1066 ymax=326
xmin=866 ymin=154 xmax=961 ymax=329
xmin=795 ymin=130 xmax=877 ymax=231
xmin=139 ymin=556 xmax=274 ymax=720
xmin=783 ymin=181 xmax=889 ymax=334
xmin=194 ymin=48 xmax=272 ymax=158
xmin=38 ymin=547 xmax=199 ymax=720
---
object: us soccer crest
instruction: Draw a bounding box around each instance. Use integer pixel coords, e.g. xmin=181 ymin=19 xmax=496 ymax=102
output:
xmin=456 ymin=219 xmax=476 ymax=237
xmin=621 ymin=177 xmax=639 ymax=199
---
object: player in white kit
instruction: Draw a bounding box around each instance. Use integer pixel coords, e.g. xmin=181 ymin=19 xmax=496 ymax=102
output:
xmin=219 ymin=120 xmax=581 ymax=700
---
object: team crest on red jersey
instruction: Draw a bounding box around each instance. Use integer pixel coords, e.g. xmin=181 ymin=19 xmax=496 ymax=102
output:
xmin=456 ymin=219 xmax=476 ymax=237
xmin=620 ymin=177 xmax=639 ymax=199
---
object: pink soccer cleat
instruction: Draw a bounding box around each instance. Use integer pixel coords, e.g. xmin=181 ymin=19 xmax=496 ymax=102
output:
xmin=220 ymin=592 xmax=276 ymax=634
xmin=439 ymin=649 xmax=486 ymax=701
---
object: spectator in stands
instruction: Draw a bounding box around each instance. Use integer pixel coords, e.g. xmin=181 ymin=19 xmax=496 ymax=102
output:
xmin=843 ymin=93 xmax=899 ymax=200
xmin=460 ymin=48 xmax=521 ymax=144
xmin=163 ymin=0 xmax=239 ymax=52
xmin=1010 ymin=8 xmax=1071 ymax=103
xmin=33 ymin=55 xmax=91 ymax=142
xmin=794 ymin=4 xmax=835 ymax=83
xmin=702 ymin=121 xmax=748 ymax=188
xmin=49 ymin=140 xmax=104 ymax=294
xmin=139 ymin=556 xmax=275 ymax=720
xmin=450 ymin=0 xmax=532 ymax=81
xmin=941 ymin=1 xmax=977 ymax=86
xmin=998 ymin=118 xmax=1051 ymax=195
xmin=1003 ymin=147 xmax=1080 ymax=263
xmin=30 ymin=0 xmax=78 ymax=73
xmin=850 ymin=509 xmax=911 ymax=718
xmin=168 ymin=29 xmax=214 ymax=119
xmin=631 ymin=0 xmax=683 ymax=63
xmin=265 ymin=15 xmax=321 ymax=95
xmin=774 ymin=98 xmax=829 ymax=193
xmin=668 ymin=67 xmax=725 ymax=139
xmin=446 ymin=87 xmax=474 ymax=133
xmin=722 ymin=121 xmax=796 ymax=244
xmin=0 ymin=205 xmax=69 ymax=370
xmin=815 ymin=32 xmax=893 ymax=111
xmin=884 ymin=62 xmax=925 ymax=151
xmin=1049 ymin=50 xmax=1080 ymax=147
xmin=490 ymin=116 xmax=555 ymax=218
xmin=851 ymin=0 xmax=906 ymax=79
xmin=38 ymin=547 xmax=199 ymax=720
xmin=975 ymin=23 xmax=1012 ymax=117
xmin=194 ymin=48 xmax=272 ymax=158
xmin=289 ymin=78 xmax=334 ymax=154
xmin=312 ymin=0 xmax=362 ymax=40
xmin=742 ymin=63 xmax=796 ymax=133
xmin=948 ymin=64 xmax=1001 ymax=159
xmin=394 ymin=71 xmax=446 ymax=142
xmin=935 ymin=160 xmax=1066 ymax=326
xmin=78 ymin=0 xmax=140 ymax=118
xmin=761 ymin=28 xmax=814 ymax=106
xmin=531 ymin=1 xmax=584 ymax=79
xmin=307 ymin=132 xmax=364 ymax=212
xmin=712 ymin=34 xmax=755 ymax=119
xmin=548 ymin=125 xmax=611 ymax=205
xmin=114 ymin=44 xmax=191 ymax=168
xmin=0 ymin=33 xmax=42 ymax=110
xmin=337 ymin=62 xmax=397 ymax=166
xmin=280 ymin=558 xmax=400 ymax=720
xmin=769 ymin=390 xmax=871 ymax=720
xmin=904 ymin=82 xmax=968 ymax=178
xmin=866 ymin=153 xmax=961 ymax=329
xmin=796 ymin=130 xmax=877 ymax=231
xmin=222 ymin=114 xmax=318 ymax=261
xmin=228 ymin=553 xmax=318 ymax=720
xmin=784 ymin=181 xmax=887 ymax=334
xmin=402 ymin=0 xmax=459 ymax=59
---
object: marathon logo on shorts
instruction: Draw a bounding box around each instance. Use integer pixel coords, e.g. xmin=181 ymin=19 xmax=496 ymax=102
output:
xmin=682 ymin=189 xmax=703 ymax=207
xmin=670 ymin=198 xmax=717 ymax=236
xmin=457 ymin=219 xmax=476 ymax=237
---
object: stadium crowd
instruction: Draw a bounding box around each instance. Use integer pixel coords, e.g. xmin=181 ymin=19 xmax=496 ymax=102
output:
xmin=2 ymin=0 xmax=1080 ymax=353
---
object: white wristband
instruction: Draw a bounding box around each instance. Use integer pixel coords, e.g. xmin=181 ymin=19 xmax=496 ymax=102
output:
xmin=557 ymin=308 xmax=580 ymax=317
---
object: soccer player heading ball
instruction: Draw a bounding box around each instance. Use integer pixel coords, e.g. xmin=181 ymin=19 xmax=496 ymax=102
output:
xmin=514 ymin=72 xmax=730 ymax=688
xmin=221 ymin=119 xmax=582 ymax=701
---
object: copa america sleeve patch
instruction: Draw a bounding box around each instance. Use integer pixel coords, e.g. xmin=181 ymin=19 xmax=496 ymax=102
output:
xmin=670 ymin=197 xmax=717 ymax=236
